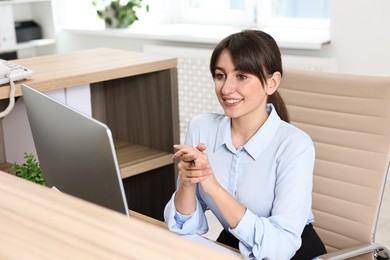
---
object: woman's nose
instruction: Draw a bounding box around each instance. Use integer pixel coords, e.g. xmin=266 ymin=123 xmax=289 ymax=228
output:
xmin=221 ymin=76 xmax=236 ymax=94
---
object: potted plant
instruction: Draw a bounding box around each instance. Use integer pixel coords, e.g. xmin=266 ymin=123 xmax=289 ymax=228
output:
xmin=92 ymin=0 xmax=149 ymax=28
xmin=11 ymin=152 xmax=45 ymax=186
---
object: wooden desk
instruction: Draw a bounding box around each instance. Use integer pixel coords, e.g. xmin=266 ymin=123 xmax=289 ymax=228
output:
xmin=0 ymin=48 xmax=177 ymax=99
xmin=0 ymin=171 xmax=239 ymax=259
xmin=0 ymin=48 xmax=180 ymax=220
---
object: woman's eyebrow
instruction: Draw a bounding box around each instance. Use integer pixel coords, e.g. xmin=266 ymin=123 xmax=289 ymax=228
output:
xmin=214 ymin=66 xmax=240 ymax=72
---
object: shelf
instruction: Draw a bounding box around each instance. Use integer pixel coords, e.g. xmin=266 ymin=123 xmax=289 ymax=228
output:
xmin=114 ymin=140 xmax=173 ymax=179
xmin=0 ymin=38 xmax=56 ymax=53
xmin=0 ymin=162 xmax=13 ymax=175
xmin=0 ymin=141 xmax=173 ymax=180
xmin=0 ymin=0 xmax=51 ymax=6
xmin=63 ymin=23 xmax=331 ymax=50
xmin=0 ymin=142 xmax=173 ymax=180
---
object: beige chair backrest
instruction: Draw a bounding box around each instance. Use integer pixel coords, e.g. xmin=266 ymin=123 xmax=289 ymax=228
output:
xmin=278 ymin=68 xmax=390 ymax=259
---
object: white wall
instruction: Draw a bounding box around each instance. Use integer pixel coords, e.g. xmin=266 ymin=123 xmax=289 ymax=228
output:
xmin=269 ymin=0 xmax=390 ymax=76
xmin=330 ymin=0 xmax=390 ymax=75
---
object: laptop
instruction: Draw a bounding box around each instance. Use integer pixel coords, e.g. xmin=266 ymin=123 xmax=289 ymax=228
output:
xmin=21 ymin=84 xmax=130 ymax=216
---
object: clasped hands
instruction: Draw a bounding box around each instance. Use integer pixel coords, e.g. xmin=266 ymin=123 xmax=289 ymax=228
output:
xmin=173 ymin=143 xmax=217 ymax=192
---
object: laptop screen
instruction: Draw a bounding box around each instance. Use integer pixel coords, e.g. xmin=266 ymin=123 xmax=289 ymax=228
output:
xmin=21 ymin=84 xmax=129 ymax=216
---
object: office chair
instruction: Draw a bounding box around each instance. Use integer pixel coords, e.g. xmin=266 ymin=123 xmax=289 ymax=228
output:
xmin=278 ymin=68 xmax=390 ymax=260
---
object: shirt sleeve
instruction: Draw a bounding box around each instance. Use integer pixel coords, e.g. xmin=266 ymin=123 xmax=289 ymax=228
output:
xmin=163 ymin=115 xmax=210 ymax=235
xmin=230 ymin=141 xmax=315 ymax=259
xmin=163 ymin=191 xmax=209 ymax=235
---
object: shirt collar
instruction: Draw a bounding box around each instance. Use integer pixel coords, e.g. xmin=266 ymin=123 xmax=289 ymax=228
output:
xmin=215 ymin=116 xmax=233 ymax=152
xmin=214 ymin=104 xmax=281 ymax=159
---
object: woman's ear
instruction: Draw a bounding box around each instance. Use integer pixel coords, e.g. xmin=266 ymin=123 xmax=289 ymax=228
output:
xmin=265 ymin=71 xmax=282 ymax=95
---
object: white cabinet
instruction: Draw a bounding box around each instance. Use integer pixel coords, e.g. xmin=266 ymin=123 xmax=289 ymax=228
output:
xmin=0 ymin=0 xmax=56 ymax=58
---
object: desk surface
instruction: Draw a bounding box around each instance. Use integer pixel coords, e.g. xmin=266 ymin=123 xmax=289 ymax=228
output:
xmin=0 ymin=48 xmax=177 ymax=100
xmin=0 ymin=171 xmax=239 ymax=259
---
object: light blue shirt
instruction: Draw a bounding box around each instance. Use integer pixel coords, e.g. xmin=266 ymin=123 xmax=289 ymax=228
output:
xmin=164 ymin=104 xmax=315 ymax=260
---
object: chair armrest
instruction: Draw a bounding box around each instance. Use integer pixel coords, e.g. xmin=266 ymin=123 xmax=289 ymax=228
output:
xmin=315 ymin=243 xmax=390 ymax=260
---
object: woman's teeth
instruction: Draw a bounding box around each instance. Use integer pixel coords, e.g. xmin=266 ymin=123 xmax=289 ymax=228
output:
xmin=225 ymin=99 xmax=241 ymax=104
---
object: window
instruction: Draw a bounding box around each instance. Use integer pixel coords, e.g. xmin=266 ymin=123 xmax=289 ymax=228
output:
xmin=259 ymin=0 xmax=330 ymax=29
xmin=177 ymin=0 xmax=329 ymax=29
xmin=272 ymin=0 xmax=329 ymax=19
xmin=178 ymin=0 xmax=255 ymax=26
xmin=56 ymin=0 xmax=330 ymax=30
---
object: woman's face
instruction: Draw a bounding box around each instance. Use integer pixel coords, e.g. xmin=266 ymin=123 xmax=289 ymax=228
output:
xmin=213 ymin=49 xmax=273 ymax=121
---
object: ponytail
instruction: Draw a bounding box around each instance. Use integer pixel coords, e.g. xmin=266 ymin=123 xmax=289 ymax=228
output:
xmin=268 ymin=91 xmax=290 ymax=123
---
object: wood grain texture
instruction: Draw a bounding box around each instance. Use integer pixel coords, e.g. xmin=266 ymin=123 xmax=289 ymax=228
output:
xmin=0 ymin=48 xmax=177 ymax=99
xmin=0 ymin=171 xmax=239 ymax=259
xmin=91 ymin=69 xmax=178 ymax=152
xmin=114 ymin=140 xmax=173 ymax=178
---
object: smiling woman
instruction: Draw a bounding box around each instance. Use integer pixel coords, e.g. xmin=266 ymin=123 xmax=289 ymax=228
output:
xmin=164 ymin=30 xmax=327 ymax=259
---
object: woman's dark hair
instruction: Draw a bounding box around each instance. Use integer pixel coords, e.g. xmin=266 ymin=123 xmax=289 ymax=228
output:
xmin=210 ymin=30 xmax=290 ymax=122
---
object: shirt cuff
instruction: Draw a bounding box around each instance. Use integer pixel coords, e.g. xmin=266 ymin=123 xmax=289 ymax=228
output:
xmin=164 ymin=192 xmax=208 ymax=235
xmin=229 ymin=208 xmax=265 ymax=248
xmin=174 ymin=211 xmax=193 ymax=226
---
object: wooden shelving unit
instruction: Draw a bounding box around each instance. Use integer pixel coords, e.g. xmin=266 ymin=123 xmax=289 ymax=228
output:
xmin=0 ymin=0 xmax=56 ymax=57
xmin=0 ymin=48 xmax=179 ymax=220
xmin=115 ymin=141 xmax=173 ymax=179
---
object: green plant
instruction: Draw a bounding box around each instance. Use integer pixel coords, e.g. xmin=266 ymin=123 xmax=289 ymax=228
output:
xmin=92 ymin=0 xmax=149 ymax=28
xmin=12 ymin=152 xmax=45 ymax=185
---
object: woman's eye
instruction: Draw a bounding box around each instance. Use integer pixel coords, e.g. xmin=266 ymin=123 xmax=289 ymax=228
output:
xmin=237 ymin=74 xmax=247 ymax=80
xmin=214 ymin=73 xmax=226 ymax=80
